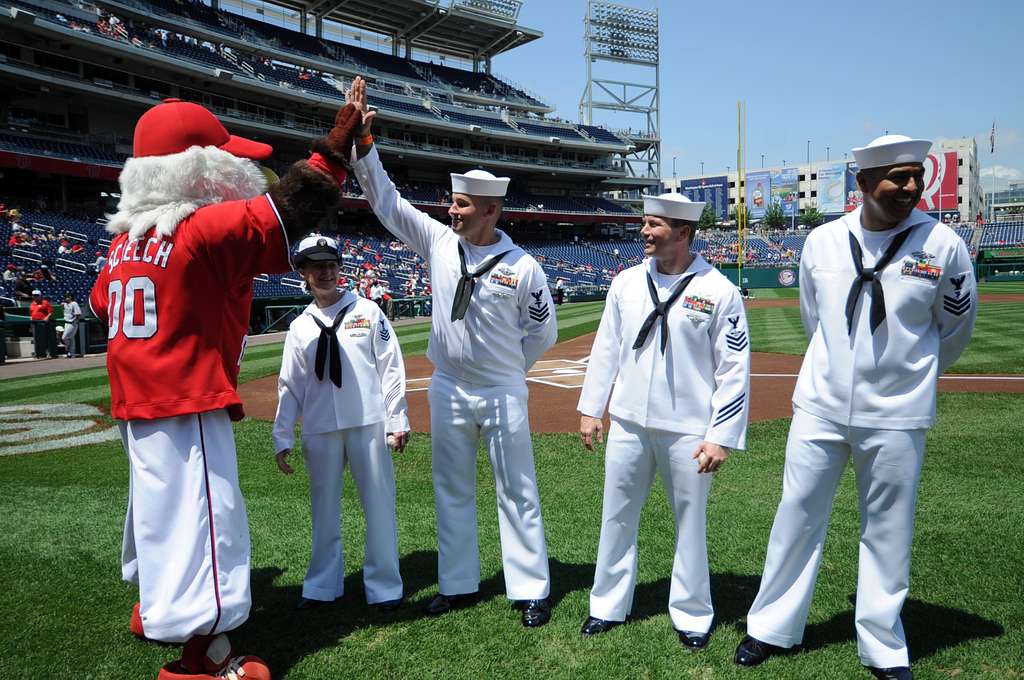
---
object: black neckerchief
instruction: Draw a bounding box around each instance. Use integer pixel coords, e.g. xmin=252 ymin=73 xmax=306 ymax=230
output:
xmin=844 ymin=225 xmax=915 ymax=335
xmin=632 ymin=270 xmax=697 ymax=353
xmin=451 ymin=242 xmax=513 ymax=322
xmin=310 ymin=301 xmax=354 ymax=388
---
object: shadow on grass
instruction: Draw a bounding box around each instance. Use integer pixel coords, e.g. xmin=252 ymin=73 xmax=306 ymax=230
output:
xmin=238 ymin=551 xmax=575 ymax=677
xmin=548 ymin=560 xmax=762 ymax=630
xmin=798 ymin=596 xmax=1004 ymax=662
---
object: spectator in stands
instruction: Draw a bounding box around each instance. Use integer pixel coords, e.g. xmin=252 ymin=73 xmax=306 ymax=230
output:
xmin=61 ymin=292 xmax=83 ymax=358
xmin=33 ymin=264 xmax=57 ymax=283
xmin=15 ymin=274 xmax=33 ymax=301
xmin=369 ymin=279 xmax=385 ymax=311
xmin=3 ymin=264 xmax=16 ymax=283
xmin=93 ymin=251 xmax=107 ymax=272
xmin=29 ymin=290 xmax=58 ymax=359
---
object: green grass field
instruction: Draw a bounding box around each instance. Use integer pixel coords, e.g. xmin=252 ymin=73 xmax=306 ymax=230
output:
xmin=1 ymin=290 xmax=1022 ymax=679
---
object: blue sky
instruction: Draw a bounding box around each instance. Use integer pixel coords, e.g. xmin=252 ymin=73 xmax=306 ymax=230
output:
xmin=493 ymin=0 xmax=1022 ymax=190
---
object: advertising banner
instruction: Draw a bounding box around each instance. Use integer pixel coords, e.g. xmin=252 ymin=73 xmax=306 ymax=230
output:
xmin=747 ymin=171 xmax=771 ymax=219
xmin=918 ymin=151 xmax=958 ymax=214
xmin=845 ymin=152 xmax=958 ymax=215
xmin=845 ymin=163 xmax=862 ymax=212
xmin=816 ymin=163 xmax=846 ymax=214
xmin=771 ymin=167 xmax=799 ymax=217
xmin=681 ymin=175 xmax=729 ymax=219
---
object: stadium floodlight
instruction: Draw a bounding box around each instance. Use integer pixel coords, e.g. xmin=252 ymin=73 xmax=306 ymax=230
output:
xmin=586 ymin=1 xmax=658 ymax=65
xmin=453 ymin=0 xmax=523 ymax=22
xmin=580 ymin=1 xmax=660 ymax=182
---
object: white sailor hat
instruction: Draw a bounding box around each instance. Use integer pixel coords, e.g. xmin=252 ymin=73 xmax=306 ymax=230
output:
xmin=643 ymin=192 xmax=704 ymax=222
xmin=293 ymin=234 xmax=340 ymax=267
xmin=450 ymin=169 xmax=510 ymax=197
xmin=851 ymin=134 xmax=932 ymax=169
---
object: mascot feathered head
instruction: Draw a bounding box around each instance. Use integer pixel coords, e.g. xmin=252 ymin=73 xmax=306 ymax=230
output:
xmin=108 ymin=98 xmax=275 ymax=240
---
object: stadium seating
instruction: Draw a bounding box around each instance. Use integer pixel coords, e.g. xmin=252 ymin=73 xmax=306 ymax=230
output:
xmin=578 ymin=124 xmax=627 ymax=145
xmin=515 ymin=121 xmax=585 ymax=141
xmin=0 ymin=133 xmax=127 ymax=165
xmin=980 ymin=223 xmax=1024 ymax=247
xmin=435 ymin=107 xmax=516 ymax=133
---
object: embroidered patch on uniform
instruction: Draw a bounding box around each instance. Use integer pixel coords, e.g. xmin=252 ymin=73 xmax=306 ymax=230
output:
xmin=713 ymin=393 xmax=745 ymax=427
xmin=344 ymin=315 xmax=372 ymax=331
xmin=943 ymin=274 xmax=971 ymax=316
xmin=489 ymin=265 xmax=520 ymax=290
xmin=901 ymin=258 xmax=942 ymax=281
xmin=725 ymin=314 xmax=749 ymax=352
xmin=378 ymin=319 xmax=391 ymax=342
xmin=528 ymin=288 xmax=550 ymax=323
xmin=682 ymin=295 xmax=715 ymax=314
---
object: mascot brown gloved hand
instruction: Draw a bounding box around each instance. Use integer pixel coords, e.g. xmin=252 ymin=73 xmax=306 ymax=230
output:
xmin=268 ymin=101 xmax=359 ymax=234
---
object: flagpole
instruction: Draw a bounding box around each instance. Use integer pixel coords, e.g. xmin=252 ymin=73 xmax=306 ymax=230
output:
xmin=990 ymin=121 xmax=996 ymax=222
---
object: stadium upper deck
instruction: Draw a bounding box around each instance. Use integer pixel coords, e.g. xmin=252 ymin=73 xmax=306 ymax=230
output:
xmin=0 ymin=0 xmax=646 ymax=200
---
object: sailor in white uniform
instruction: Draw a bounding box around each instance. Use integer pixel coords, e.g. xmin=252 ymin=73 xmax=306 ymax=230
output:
xmin=735 ymin=136 xmax=977 ymax=680
xmin=346 ymin=77 xmax=558 ymax=627
xmin=273 ymin=235 xmax=409 ymax=612
xmin=577 ymin=193 xmax=751 ymax=648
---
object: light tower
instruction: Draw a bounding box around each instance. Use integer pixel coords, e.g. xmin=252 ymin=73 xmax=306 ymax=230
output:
xmin=579 ymin=1 xmax=660 ymax=184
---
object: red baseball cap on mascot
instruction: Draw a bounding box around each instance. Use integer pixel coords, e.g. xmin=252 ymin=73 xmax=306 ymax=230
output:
xmin=132 ymin=98 xmax=273 ymax=160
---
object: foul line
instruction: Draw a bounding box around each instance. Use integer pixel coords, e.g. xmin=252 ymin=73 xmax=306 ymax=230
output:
xmin=406 ymin=357 xmax=1023 ymax=391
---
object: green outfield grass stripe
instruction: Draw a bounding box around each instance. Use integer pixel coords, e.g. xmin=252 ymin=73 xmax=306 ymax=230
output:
xmin=0 ymin=365 xmax=107 ymax=390
xmin=1 ymin=372 xmax=110 ymax=403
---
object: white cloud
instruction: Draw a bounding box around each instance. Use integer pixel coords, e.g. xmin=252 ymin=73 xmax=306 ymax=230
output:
xmin=979 ymin=165 xmax=1024 ymax=192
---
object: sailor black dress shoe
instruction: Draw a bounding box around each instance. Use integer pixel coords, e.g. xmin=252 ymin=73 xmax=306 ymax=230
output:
xmin=867 ymin=666 xmax=913 ymax=680
xmin=580 ymin=616 xmax=621 ymax=636
xmin=425 ymin=592 xmax=478 ymax=616
xmin=517 ymin=598 xmax=551 ymax=627
xmin=295 ymin=596 xmax=332 ymax=611
xmin=677 ymin=629 xmax=711 ymax=650
xmin=734 ymin=635 xmax=784 ymax=666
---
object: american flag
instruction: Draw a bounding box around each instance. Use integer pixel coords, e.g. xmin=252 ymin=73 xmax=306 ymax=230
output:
xmin=990 ymin=121 xmax=995 ymax=154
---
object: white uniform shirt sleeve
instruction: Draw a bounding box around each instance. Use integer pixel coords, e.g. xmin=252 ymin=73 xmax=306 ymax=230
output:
xmin=798 ymin=237 xmax=819 ymax=338
xmin=703 ymin=285 xmax=751 ymax=450
xmin=519 ymin=259 xmax=558 ymax=370
xmin=272 ymin=325 xmax=306 ymax=453
xmin=577 ymin=280 xmax=622 ymax=418
xmin=351 ymin=145 xmax=445 ymax=260
xmin=372 ymin=311 xmax=410 ymax=433
xmin=933 ymin=238 xmax=977 ymax=373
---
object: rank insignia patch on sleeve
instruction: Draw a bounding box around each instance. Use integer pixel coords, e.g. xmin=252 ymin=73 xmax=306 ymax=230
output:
xmin=725 ymin=314 xmax=748 ymax=351
xmin=942 ymin=274 xmax=971 ymax=316
xmin=528 ymin=288 xmax=550 ymax=323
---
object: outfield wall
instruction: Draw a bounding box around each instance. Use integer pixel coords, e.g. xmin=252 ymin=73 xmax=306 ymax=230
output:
xmin=720 ymin=266 xmax=801 ymax=289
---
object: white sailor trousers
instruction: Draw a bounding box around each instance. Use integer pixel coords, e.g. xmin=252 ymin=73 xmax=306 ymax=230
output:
xmin=589 ymin=418 xmax=714 ymax=632
xmin=746 ymin=407 xmax=926 ymax=668
xmin=119 ymin=409 xmax=251 ymax=643
xmin=427 ymin=371 xmax=550 ymax=600
xmin=300 ymin=422 xmax=403 ymax=604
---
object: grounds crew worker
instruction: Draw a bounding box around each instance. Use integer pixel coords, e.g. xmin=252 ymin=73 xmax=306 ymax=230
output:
xmin=735 ymin=135 xmax=977 ymax=680
xmin=273 ymin=234 xmax=409 ymax=613
xmin=347 ymin=77 xmax=558 ymax=627
xmin=577 ymin=192 xmax=750 ymax=649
